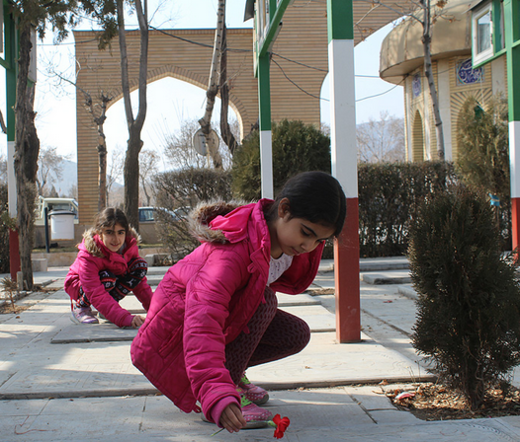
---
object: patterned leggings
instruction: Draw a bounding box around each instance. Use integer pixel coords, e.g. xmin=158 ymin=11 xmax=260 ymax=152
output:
xmin=76 ymin=257 xmax=148 ymax=308
xmin=225 ymin=286 xmax=311 ymax=385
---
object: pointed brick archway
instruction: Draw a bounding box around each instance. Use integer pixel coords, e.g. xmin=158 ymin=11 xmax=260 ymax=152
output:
xmin=73 ymin=0 xmax=405 ymax=228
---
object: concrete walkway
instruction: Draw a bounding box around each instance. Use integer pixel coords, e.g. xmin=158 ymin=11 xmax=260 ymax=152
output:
xmin=1 ymin=258 xmax=520 ymax=441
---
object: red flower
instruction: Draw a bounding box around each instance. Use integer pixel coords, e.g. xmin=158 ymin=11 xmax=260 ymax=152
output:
xmin=272 ymin=414 xmax=290 ymax=439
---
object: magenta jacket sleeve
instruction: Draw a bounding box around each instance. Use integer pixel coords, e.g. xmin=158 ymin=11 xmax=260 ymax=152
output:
xmin=133 ymin=279 xmax=152 ymax=311
xmin=183 ymin=243 xmax=248 ymax=422
xmin=123 ymin=243 xmax=152 ymax=313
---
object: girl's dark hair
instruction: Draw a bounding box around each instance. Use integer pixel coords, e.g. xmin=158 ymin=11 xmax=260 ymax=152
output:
xmin=94 ymin=207 xmax=129 ymax=234
xmin=266 ymin=171 xmax=347 ymax=237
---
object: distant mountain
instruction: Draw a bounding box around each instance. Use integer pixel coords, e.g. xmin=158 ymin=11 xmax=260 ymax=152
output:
xmin=42 ymin=159 xmax=123 ymax=198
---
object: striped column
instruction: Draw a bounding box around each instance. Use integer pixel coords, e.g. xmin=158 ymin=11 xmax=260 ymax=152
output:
xmin=258 ymin=53 xmax=274 ymax=199
xmin=327 ymin=0 xmax=360 ymax=342
xmin=504 ymin=0 xmax=520 ymax=250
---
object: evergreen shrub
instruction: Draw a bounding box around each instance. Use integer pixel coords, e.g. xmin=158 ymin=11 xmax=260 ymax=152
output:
xmin=409 ymin=186 xmax=520 ymax=409
xmin=456 ymin=95 xmax=511 ymax=249
xmin=232 ymin=119 xmax=331 ymax=200
xmin=358 ymin=161 xmax=457 ymax=257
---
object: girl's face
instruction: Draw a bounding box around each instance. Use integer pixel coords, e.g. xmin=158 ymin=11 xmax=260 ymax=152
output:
xmin=269 ymin=198 xmax=335 ymax=259
xmin=99 ymin=223 xmax=127 ymax=253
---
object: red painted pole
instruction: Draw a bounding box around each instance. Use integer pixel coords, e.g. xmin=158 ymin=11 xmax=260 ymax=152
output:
xmin=9 ymin=229 xmax=20 ymax=280
xmin=512 ymin=198 xmax=520 ymax=252
xmin=335 ymin=197 xmax=360 ymax=343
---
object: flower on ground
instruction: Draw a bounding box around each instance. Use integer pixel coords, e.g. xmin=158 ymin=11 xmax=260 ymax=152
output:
xmin=210 ymin=413 xmax=291 ymax=438
xmin=269 ymin=414 xmax=291 ymax=439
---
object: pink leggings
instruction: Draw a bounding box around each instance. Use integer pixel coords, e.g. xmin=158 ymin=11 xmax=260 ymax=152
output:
xmin=225 ymin=287 xmax=311 ymax=385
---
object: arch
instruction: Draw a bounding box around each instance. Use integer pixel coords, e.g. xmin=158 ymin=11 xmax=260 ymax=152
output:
xmin=412 ymin=110 xmax=424 ymax=162
xmin=106 ymin=66 xmax=248 ymax=139
xmin=73 ymin=0 xmax=409 ymax=226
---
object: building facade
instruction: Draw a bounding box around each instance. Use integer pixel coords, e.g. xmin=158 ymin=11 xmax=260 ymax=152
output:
xmin=379 ymin=0 xmax=507 ymax=162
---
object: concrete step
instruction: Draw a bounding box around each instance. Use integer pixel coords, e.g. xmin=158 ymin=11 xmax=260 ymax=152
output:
xmin=362 ymin=272 xmax=412 ymax=285
xmin=397 ymin=284 xmax=418 ymax=300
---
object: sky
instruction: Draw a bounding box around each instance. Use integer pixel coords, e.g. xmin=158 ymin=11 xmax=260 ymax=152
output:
xmin=0 ymin=0 xmax=404 ymax=169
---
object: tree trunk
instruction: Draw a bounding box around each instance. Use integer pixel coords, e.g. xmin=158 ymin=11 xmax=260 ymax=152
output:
xmin=219 ymin=22 xmax=239 ymax=155
xmin=84 ymin=92 xmax=112 ymax=211
xmin=14 ymin=26 xmax=39 ymax=290
xmin=421 ymin=0 xmax=445 ymax=160
xmin=124 ymin=131 xmax=142 ymax=229
xmin=97 ymin=94 xmax=111 ymax=211
xmin=199 ymin=0 xmax=225 ymax=169
xmin=116 ymin=0 xmax=149 ymax=230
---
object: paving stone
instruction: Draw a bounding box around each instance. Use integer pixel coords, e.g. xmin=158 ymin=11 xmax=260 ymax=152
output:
xmin=343 ymin=385 xmax=396 ymax=410
xmin=279 ymin=304 xmax=336 ymax=332
xmin=51 ymin=323 xmax=138 ymax=343
xmin=275 ymin=292 xmax=321 ymax=306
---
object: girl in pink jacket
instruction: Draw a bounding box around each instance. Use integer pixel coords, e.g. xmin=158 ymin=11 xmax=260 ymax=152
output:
xmin=64 ymin=207 xmax=152 ymax=328
xmin=131 ymin=171 xmax=346 ymax=433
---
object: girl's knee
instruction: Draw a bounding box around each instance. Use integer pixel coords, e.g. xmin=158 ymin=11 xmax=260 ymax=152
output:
xmin=294 ymin=320 xmax=311 ymax=352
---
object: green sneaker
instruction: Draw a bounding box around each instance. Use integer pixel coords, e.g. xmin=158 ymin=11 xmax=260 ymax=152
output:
xmin=238 ymin=374 xmax=270 ymax=405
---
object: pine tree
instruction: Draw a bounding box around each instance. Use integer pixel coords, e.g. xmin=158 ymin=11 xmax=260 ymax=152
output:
xmin=409 ymin=186 xmax=520 ymax=409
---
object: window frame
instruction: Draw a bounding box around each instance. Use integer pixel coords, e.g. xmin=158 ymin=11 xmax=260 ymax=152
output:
xmin=472 ymin=2 xmax=494 ymax=65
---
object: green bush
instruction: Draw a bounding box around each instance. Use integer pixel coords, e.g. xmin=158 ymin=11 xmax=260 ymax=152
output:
xmin=456 ymin=95 xmax=511 ymax=249
xmin=0 ymin=184 xmax=10 ymax=273
xmin=232 ymin=120 xmax=331 ymax=200
xmin=457 ymin=95 xmax=509 ymax=203
xmin=153 ymin=167 xmax=233 ymax=260
xmin=358 ymin=161 xmax=458 ymax=257
xmin=409 ymin=186 xmax=520 ymax=409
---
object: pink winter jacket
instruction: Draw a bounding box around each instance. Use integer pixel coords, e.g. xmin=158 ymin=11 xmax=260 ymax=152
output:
xmin=64 ymin=227 xmax=153 ymax=328
xmin=131 ymin=199 xmax=324 ymax=425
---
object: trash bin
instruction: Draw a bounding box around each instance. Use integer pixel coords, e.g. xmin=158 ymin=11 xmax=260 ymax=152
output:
xmin=49 ymin=210 xmax=75 ymax=240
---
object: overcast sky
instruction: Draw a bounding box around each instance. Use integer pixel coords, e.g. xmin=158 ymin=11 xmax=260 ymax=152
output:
xmin=0 ymin=0 xmax=404 ymax=167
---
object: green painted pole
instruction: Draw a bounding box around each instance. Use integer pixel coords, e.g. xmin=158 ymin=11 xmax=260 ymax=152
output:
xmin=257 ymin=52 xmax=273 ymax=198
xmin=504 ymin=0 xmax=520 ymax=120
xmin=504 ymin=0 xmax=520 ymax=250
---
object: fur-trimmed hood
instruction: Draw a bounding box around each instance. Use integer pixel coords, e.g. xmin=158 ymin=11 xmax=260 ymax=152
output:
xmin=80 ymin=226 xmax=141 ymax=259
xmin=187 ymin=200 xmax=251 ymax=244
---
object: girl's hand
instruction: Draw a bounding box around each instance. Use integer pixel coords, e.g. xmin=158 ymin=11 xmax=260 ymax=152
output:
xmin=131 ymin=315 xmax=146 ymax=328
xmin=219 ymin=403 xmax=246 ymax=433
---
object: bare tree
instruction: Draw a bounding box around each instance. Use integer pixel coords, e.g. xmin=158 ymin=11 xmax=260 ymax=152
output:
xmin=107 ymin=147 xmax=125 ymax=205
xmin=357 ymin=112 xmax=405 ymax=163
xmin=70 ymin=184 xmax=78 ymax=200
xmin=198 ymin=0 xmax=225 ymax=169
xmin=139 ymin=149 xmax=160 ymax=206
xmin=36 ymin=146 xmax=66 ymax=196
xmin=0 ymin=152 xmax=7 ymax=184
xmin=39 ymin=57 xmax=114 ymax=210
xmin=116 ymin=0 xmax=149 ymax=229
xmin=84 ymin=92 xmax=113 ymax=210
xmin=366 ymin=0 xmax=447 ymax=159
xmin=420 ymin=0 xmax=446 ymax=160
xmin=162 ymin=119 xmax=232 ymax=171
xmin=219 ymin=8 xmax=239 ymax=154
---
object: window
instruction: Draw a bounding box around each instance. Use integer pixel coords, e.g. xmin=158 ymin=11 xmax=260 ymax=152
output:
xmin=139 ymin=208 xmax=155 ymax=222
xmin=472 ymin=3 xmax=494 ymax=65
